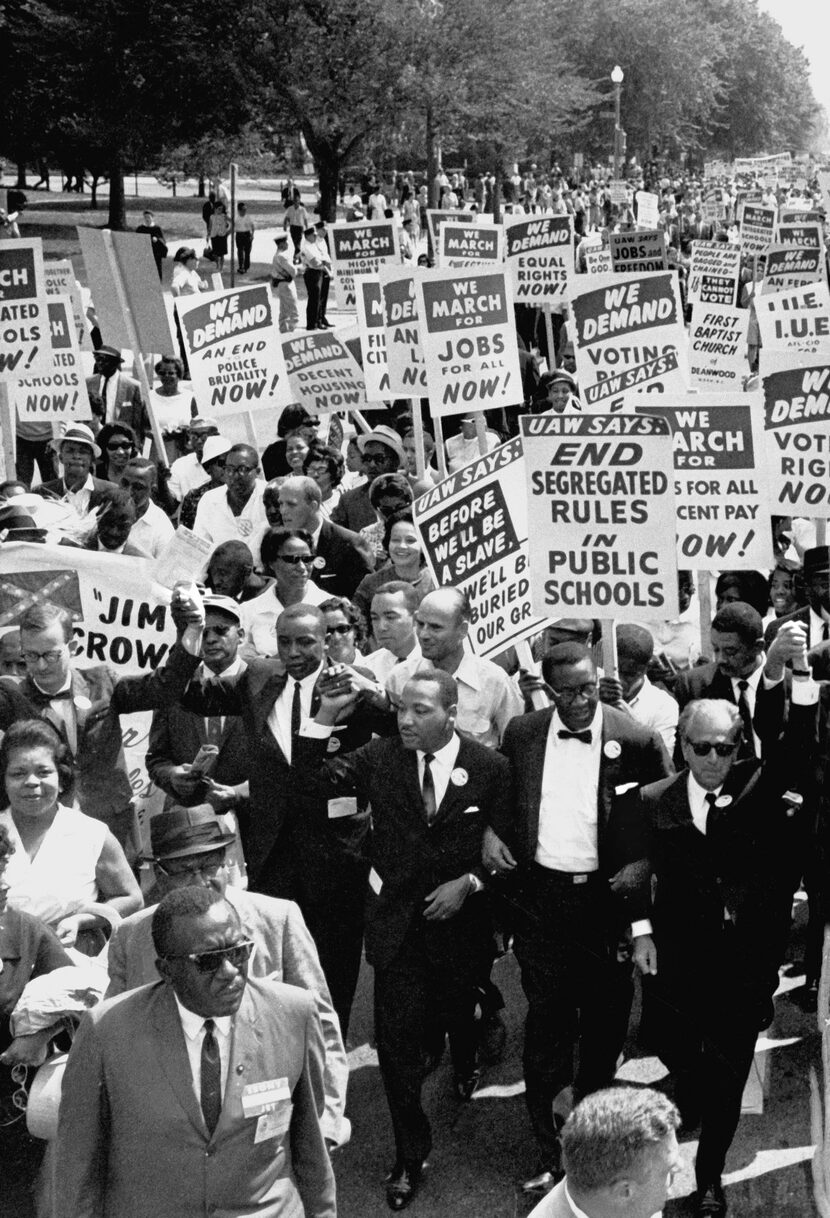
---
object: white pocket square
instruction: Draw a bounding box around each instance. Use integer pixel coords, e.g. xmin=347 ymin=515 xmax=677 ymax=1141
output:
xmin=462 ymin=805 xmax=481 ymax=814
xmin=614 ymin=782 xmax=639 ymax=796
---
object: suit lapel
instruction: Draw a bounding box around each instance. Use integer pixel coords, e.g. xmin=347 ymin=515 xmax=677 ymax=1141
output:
xmin=255 ymin=672 xmax=290 ymax=764
xmin=150 ymin=986 xmax=207 ymax=1139
xmin=213 ymin=988 xmax=262 ymax=1141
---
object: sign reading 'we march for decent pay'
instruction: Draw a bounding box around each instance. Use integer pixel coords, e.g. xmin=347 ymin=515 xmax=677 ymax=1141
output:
xmin=330 ymin=219 xmax=399 ymax=310
xmin=633 ymin=393 xmax=770 ymax=570
xmin=521 ymin=412 xmax=679 ymax=620
xmin=415 ymin=268 xmax=522 ymax=419
xmin=570 ymin=271 xmax=688 ymax=412
xmin=412 ymin=436 xmax=549 ymax=658
xmin=178 ymin=284 xmax=292 ymax=416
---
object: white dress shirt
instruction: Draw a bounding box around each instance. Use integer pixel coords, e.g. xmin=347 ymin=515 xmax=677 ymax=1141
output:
xmin=266 ymin=663 xmax=322 ymax=763
xmin=240 ymin=581 xmax=328 ymax=658
xmin=63 ymin=473 xmax=95 ymax=515
xmin=169 ymin=452 xmax=210 ymax=502
xmin=193 ymin=482 xmax=269 ymax=559
xmin=386 ymin=651 xmax=523 ymax=748
xmin=416 ymin=733 xmax=461 ymax=811
xmin=173 ymin=994 xmax=232 ymax=1105
xmin=687 ymin=773 xmax=722 ymax=836
xmin=809 ymin=607 xmax=830 ymax=648
xmin=129 ymin=499 xmax=175 ymax=559
xmin=536 ymin=708 xmax=601 ymax=873
xmin=362 ymin=642 xmax=421 ymax=685
xmin=729 ymin=661 xmax=764 ymax=757
xmin=626 ymin=675 xmax=679 ymax=754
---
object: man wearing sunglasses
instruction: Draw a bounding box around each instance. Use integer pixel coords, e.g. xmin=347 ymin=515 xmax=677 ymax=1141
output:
xmin=58 ymin=885 xmax=336 ymax=1218
xmin=635 ymin=681 xmax=819 ymax=1218
xmin=193 ymin=443 xmax=269 ymax=557
xmin=106 ymin=803 xmax=348 ymax=1148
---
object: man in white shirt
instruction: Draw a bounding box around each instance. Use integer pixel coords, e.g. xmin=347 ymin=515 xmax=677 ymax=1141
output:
xmin=167 ymin=418 xmax=221 ymax=504
xmin=193 ymin=444 xmax=268 ymax=560
xmin=270 ymin=233 xmax=300 ymax=333
xmin=600 ymin=624 xmax=679 ymax=754
xmin=57 ymin=886 xmax=335 ymax=1218
xmin=445 ymin=414 xmax=500 ymax=473
xmin=362 ymin=582 xmax=421 ymax=685
xmin=386 ymin=587 xmax=523 ymax=748
xmin=121 ymin=457 xmax=175 ymax=559
xmin=527 ymin=1086 xmax=681 ymax=1218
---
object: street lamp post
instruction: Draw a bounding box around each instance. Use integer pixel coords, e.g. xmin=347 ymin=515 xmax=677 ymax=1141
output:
xmin=611 ymin=65 xmax=624 ymax=178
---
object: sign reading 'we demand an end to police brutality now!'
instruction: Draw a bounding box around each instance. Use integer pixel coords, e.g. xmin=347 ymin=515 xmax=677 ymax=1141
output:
xmin=415 ymin=268 xmax=522 ymax=419
xmin=521 ymin=412 xmax=679 ymax=620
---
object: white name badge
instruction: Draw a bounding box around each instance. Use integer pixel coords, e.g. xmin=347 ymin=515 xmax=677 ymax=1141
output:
xmin=328 ymin=796 xmax=358 ymax=819
xmin=369 ymin=867 xmax=383 ymax=895
xmin=241 ymin=1077 xmax=291 ymax=1118
xmin=254 ymin=1107 xmax=290 ymax=1142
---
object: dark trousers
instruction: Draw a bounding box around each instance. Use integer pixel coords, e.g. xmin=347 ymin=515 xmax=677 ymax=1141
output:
xmin=304 ymin=268 xmax=322 ymax=330
xmin=375 ymin=911 xmax=490 ymax=1164
xmin=235 ymin=232 xmax=253 ymax=272
xmin=319 ymin=272 xmax=330 ymax=323
xmin=289 ymin=224 xmax=304 ymax=260
xmin=15 ymin=435 xmax=55 ymax=486
xmin=645 ymin=928 xmax=760 ymax=1186
xmin=512 ymin=866 xmax=633 ymax=1165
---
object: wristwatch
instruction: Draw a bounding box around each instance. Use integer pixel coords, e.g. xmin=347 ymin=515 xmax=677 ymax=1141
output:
xmin=467 ymin=873 xmax=484 ymax=894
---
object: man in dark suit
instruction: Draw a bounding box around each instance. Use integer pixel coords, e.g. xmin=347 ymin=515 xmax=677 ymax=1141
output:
xmin=277 ymin=474 xmax=372 ymax=598
xmin=0 ymin=594 xmax=204 ymax=856
xmin=57 ymin=886 xmax=335 ymax=1218
xmin=147 ymin=595 xmax=251 ymax=819
xmin=294 ymin=666 xmax=511 ymax=1210
xmin=177 ymin=602 xmax=387 ymax=1036
xmin=34 ymin=423 xmax=116 ymax=510
xmin=636 ymin=674 xmax=818 ymax=1218
xmin=674 ymin=601 xmax=785 ymax=761
xmin=483 ymin=642 xmax=672 ymax=1193
xmin=86 ymin=344 xmax=149 ymax=443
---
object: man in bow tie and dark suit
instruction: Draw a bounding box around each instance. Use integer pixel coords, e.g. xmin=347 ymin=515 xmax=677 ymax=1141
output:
xmin=635 ymin=668 xmax=819 ymax=1218
xmin=176 ymin=601 xmax=388 ymax=1037
xmin=56 ymin=885 xmax=335 ymax=1218
xmin=483 ymin=641 xmax=672 ymax=1194
xmin=294 ymin=665 xmax=511 ymax=1211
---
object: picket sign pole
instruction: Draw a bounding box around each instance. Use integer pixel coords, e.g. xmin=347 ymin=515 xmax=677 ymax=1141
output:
xmin=473 ymin=412 xmax=489 ymax=457
xmin=0 ymin=383 xmax=15 ymax=481
xmin=601 ymin=621 xmax=618 ymax=679
xmin=817 ymin=520 xmax=827 ymax=547
xmin=433 ymin=414 xmax=448 ymax=479
xmin=100 ymin=230 xmax=168 ymax=467
xmin=543 ymin=305 xmax=556 ymax=370
xmin=697 ymin=570 xmax=712 ymax=659
xmin=410 ymin=398 xmax=426 ymax=477
xmin=229 ymin=162 xmax=237 ymax=288
xmin=350 ymin=409 xmax=372 ymax=434
xmin=243 ymin=411 xmax=258 ymax=451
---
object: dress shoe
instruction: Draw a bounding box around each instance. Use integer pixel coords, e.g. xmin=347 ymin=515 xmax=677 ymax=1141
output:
xmin=319 ymin=319 xmax=332 ymax=328
xmin=385 ymin=1160 xmax=425 ymax=1211
xmin=697 ymin=1181 xmax=727 ymax=1216
xmin=453 ymin=1068 xmax=480 ymax=1101
xmin=521 ymin=1165 xmax=564 ymax=1193
xmin=478 ymin=1010 xmax=507 ymax=1063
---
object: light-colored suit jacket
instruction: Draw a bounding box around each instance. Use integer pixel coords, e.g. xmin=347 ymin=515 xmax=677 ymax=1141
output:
xmin=56 ymin=976 xmax=336 ymax=1218
xmin=106 ymin=886 xmax=349 ymax=1145
xmin=527 ymin=1179 xmax=577 ymax=1217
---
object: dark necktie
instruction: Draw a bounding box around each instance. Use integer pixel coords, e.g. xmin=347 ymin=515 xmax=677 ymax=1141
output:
xmin=291 ymin=680 xmax=302 ymax=741
xmin=736 ymin=679 xmax=755 ymax=758
xmin=823 ymin=620 xmax=829 ymax=643
xmin=200 ymin=1019 xmax=221 ymax=1136
xmin=703 ymin=791 xmax=718 ymax=834
xmin=558 ymin=729 xmax=592 ymax=744
xmin=422 ymin=753 xmax=437 ymax=823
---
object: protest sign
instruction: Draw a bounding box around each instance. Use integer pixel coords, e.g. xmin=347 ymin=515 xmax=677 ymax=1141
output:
xmin=415 ymin=267 xmax=522 ymax=419
xmin=688 ymin=305 xmax=749 ymax=389
xmin=178 ymin=284 xmax=292 ymax=416
xmin=761 ymin=244 xmax=824 ymax=294
xmin=818 ymin=172 xmax=830 ymax=216
xmin=521 ymin=412 xmax=679 ymax=619
xmin=0 ymin=238 xmax=53 ymax=377
xmin=412 ymin=435 xmax=549 ymax=657
xmin=687 ymin=241 xmax=741 ymax=307
xmin=734 ymin=153 xmax=791 ymax=175
xmin=755 ymin=281 xmax=830 ymax=361
xmin=739 ymin=203 xmax=776 ymax=257
xmin=635 ymin=191 xmax=659 ymax=228
xmin=44 ymin=259 xmax=92 ymax=351
xmin=426 ymin=210 xmax=475 ymax=264
xmin=12 ymin=296 xmax=92 ymax=424
xmin=77 ymin=227 xmax=171 ymax=356
xmin=570 ymin=270 xmax=688 ymax=412
xmin=607 ymin=180 xmax=628 ymax=205
xmin=779 ymin=209 xmax=824 ymax=226
xmin=703 ymin=190 xmax=727 ymax=222
xmin=704 ymin=161 xmax=731 ymax=179
xmin=330 ymin=219 xmax=399 ymax=310
xmin=775 ymin=222 xmax=822 ymax=249
xmin=379 ymin=266 xmax=427 ymax=395
xmin=761 ymin=352 xmax=830 ymax=516
xmin=585 ymin=248 xmax=613 ymax=274
xmin=609 ymin=230 xmax=667 ymax=273
xmin=504 ymin=214 xmax=573 ymax=304
xmin=439 ymin=221 xmax=504 ymax=270
xmin=282 ymin=329 xmax=367 ymax=414
xmin=354 ymin=275 xmax=389 ymax=402
xmin=633 ymin=393 xmax=770 ymax=569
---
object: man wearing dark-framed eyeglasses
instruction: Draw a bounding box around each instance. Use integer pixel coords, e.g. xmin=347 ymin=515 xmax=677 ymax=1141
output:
xmin=635 ymin=688 xmax=819 ymax=1218
xmin=57 ymin=885 xmax=336 ymax=1218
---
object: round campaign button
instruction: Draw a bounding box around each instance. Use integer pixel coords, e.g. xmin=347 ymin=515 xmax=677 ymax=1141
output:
xmin=603 ymin=740 xmax=621 ymax=759
xmin=450 ymin=767 xmax=468 ymax=787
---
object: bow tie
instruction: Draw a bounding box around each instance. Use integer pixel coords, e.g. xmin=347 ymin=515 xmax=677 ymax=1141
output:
xmin=29 ymin=684 xmax=73 ymax=706
xmin=558 ymin=729 xmax=592 ymax=744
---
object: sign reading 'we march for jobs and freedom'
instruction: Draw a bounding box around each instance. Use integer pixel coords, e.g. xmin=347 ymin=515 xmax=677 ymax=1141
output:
xmin=330 ymin=219 xmax=399 ymax=310
xmin=415 ymin=268 xmax=522 ymax=419
xmin=633 ymin=393 xmax=770 ymax=570
xmin=178 ymin=284 xmax=292 ymax=416
xmin=413 ymin=436 xmax=549 ymax=658
xmin=521 ymin=412 xmax=679 ymax=620
xmin=570 ymin=271 xmax=688 ymax=412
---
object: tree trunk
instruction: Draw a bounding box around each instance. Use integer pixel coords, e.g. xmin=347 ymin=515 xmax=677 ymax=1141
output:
xmin=426 ymin=103 xmax=439 ymax=208
xmin=90 ymin=175 xmax=99 ymax=210
xmin=197 ymin=175 xmax=206 ymax=198
xmin=107 ymin=152 xmax=127 ymax=230
xmin=492 ymin=167 xmax=503 ymax=224
xmin=315 ymin=150 xmax=340 ymax=222
xmin=16 ymin=159 xmax=28 ymax=188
